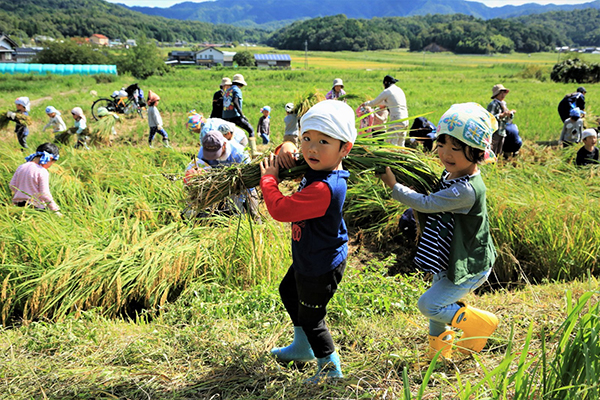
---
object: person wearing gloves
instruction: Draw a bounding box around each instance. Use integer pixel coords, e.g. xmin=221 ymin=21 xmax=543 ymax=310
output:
xmin=222 ymin=74 xmax=257 ymax=155
xmin=70 ymin=107 xmax=89 ymax=149
xmin=260 ymin=100 xmax=356 ymax=384
xmin=146 ymin=90 xmax=170 ymax=148
xmin=10 ymin=142 xmax=62 ymax=216
xmin=6 ymin=97 xmax=30 ymax=149
xmin=326 ymin=78 xmax=346 ymax=101
xmin=42 ymin=106 xmax=67 ymax=134
xmin=257 ymin=106 xmax=271 ymax=145
xmin=361 ymin=75 xmax=409 ymax=146
xmin=379 ymin=103 xmax=498 ymax=361
xmin=560 ymin=107 xmax=584 ymax=147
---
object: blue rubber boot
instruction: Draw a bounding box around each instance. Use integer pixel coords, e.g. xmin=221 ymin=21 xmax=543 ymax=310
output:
xmin=271 ymin=326 xmax=316 ymax=362
xmin=305 ymin=351 xmax=343 ymax=384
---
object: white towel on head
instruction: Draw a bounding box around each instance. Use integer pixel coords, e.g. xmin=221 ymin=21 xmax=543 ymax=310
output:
xmin=300 ymin=100 xmax=357 ymax=144
xmin=15 ymin=97 xmax=30 ymax=112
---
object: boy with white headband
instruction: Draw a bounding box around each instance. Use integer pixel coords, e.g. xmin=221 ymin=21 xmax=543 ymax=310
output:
xmin=6 ymin=97 xmax=30 ymax=149
xmin=10 ymin=142 xmax=62 ymax=216
xmin=260 ymin=100 xmax=356 ymax=383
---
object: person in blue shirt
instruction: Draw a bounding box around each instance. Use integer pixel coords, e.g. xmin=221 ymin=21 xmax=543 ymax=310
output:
xmin=223 ymin=74 xmax=257 ymax=156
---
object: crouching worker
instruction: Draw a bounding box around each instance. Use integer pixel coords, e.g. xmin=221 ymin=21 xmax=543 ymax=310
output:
xmin=186 ymin=130 xmax=258 ymax=219
xmin=260 ymin=100 xmax=356 ymax=383
xmin=10 ymin=142 xmax=62 ymax=217
xmin=379 ymin=103 xmax=498 ymax=361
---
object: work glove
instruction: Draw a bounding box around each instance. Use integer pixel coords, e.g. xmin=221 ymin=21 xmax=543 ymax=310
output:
xmin=6 ymin=111 xmax=16 ymax=119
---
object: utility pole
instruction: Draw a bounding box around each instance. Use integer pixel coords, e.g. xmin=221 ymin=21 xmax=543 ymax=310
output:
xmin=304 ymin=40 xmax=308 ymax=70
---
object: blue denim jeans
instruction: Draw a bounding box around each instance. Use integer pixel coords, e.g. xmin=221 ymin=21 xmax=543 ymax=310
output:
xmin=417 ymin=269 xmax=491 ymax=336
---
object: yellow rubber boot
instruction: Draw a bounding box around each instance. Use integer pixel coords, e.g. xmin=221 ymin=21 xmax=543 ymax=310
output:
xmin=451 ymin=303 xmax=498 ymax=354
xmin=248 ymin=137 xmax=262 ymax=158
xmin=428 ymin=330 xmax=455 ymax=360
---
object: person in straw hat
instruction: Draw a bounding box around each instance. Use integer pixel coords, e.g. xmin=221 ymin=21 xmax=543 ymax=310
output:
xmin=211 ymin=77 xmax=231 ymax=119
xmin=487 ymin=83 xmax=516 ymax=157
xmin=223 ymin=74 xmax=258 ymax=156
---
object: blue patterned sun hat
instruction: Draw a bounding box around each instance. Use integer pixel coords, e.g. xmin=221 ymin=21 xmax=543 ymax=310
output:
xmin=436 ymin=102 xmax=497 ymax=151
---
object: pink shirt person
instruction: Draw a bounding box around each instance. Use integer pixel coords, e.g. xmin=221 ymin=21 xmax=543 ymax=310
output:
xmin=10 ymin=143 xmax=61 ymax=212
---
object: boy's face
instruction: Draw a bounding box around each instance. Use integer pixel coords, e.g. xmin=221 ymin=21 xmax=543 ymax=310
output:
xmin=262 ymin=110 xmax=270 ymax=117
xmin=47 ymin=112 xmax=56 ymax=118
xmin=584 ymin=135 xmax=597 ymax=147
xmin=301 ymin=130 xmax=352 ymax=171
xmin=16 ymin=104 xmax=26 ymax=112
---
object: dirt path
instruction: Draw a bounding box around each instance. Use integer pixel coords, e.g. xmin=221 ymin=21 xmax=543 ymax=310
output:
xmin=30 ymin=89 xmax=80 ymax=107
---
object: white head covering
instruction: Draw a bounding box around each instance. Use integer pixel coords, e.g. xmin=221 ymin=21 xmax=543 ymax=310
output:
xmin=71 ymin=107 xmax=84 ymax=117
xmin=45 ymin=106 xmax=60 ymax=116
xmin=300 ymin=100 xmax=357 ymax=144
xmin=582 ymin=128 xmax=597 ymax=141
xmin=15 ymin=97 xmax=30 ymax=112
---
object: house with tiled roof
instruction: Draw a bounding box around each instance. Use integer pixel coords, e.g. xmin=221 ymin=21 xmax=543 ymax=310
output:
xmin=90 ymin=34 xmax=109 ymax=46
xmin=0 ymin=33 xmax=18 ymax=62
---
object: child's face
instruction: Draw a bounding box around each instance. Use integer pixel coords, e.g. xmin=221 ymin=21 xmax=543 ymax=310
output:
xmin=72 ymin=113 xmax=81 ymax=121
xmin=334 ymin=85 xmax=343 ymax=93
xmin=301 ymin=130 xmax=352 ymax=171
xmin=437 ymin=136 xmax=477 ymax=178
xmin=262 ymin=110 xmax=270 ymax=117
xmin=16 ymin=104 xmax=26 ymax=112
xmin=42 ymin=159 xmax=56 ymax=169
xmin=47 ymin=112 xmax=56 ymax=118
xmin=584 ymin=135 xmax=597 ymax=147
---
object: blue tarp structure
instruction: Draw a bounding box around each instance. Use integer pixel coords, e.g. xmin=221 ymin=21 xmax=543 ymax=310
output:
xmin=0 ymin=63 xmax=117 ymax=75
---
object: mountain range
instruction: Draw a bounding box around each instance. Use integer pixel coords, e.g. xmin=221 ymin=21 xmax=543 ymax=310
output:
xmin=124 ymin=0 xmax=600 ymax=30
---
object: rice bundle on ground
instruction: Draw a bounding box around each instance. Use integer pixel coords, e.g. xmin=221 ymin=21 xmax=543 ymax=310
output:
xmin=90 ymin=115 xmax=118 ymax=145
xmin=0 ymin=111 xmax=32 ymax=130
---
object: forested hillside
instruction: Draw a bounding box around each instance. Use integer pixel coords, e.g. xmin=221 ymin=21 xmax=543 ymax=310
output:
xmin=0 ymin=0 xmax=267 ymax=43
xmin=128 ymin=0 xmax=600 ymax=29
xmin=266 ymin=13 xmax=587 ymax=53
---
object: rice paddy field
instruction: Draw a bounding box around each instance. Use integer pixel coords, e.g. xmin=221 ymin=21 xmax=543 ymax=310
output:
xmin=0 ymin=48 xmax=599 ymax=399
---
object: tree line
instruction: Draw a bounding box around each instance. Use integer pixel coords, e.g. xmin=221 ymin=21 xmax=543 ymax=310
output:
xmin=267 ymin=11 xmax=600 ymax=53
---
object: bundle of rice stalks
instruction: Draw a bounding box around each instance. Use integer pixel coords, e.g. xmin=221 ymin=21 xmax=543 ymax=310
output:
xmin=0 ymin=111 xmax=32 ymax=130
xmin=90 ymin=115 xmax=119 ymax=145
xmin=185 ymin=139 xmax=439 ymax=211
xmin=54 ymin=128 xmax=76 ymax=145
xmin=293 ymin=90 xmax=325 ymax=118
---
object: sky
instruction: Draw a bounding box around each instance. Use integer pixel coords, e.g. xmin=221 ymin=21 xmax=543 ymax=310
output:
xmin=105 ymin=0 xmax=593 ymax=8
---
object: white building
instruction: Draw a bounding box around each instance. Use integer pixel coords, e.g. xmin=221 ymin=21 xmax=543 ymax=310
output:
xmin=195 ymin=47 xmax=235 ymax=67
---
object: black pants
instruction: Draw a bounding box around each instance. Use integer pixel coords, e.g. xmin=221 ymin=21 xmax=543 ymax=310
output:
xmin=16 ymin=128 xmax=28 ymax=149
xmin=278 ymin=260 xmax=346 ymax=358
xmin=224 ymin=116 xmax=255 ymax=138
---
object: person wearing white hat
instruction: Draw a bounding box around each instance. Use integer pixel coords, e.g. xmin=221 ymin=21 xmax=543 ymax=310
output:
xmin=42 ymin=106 xmax=67 ymax=134
xmin=576 ymin=128 xmax=599 ymax=166
xmin=6 ymin=97 xmax=31 ymax=149
xmin=283 ymin=102 xmax=299 ymax=145
xmin=223 ymin=73 xmax=257 ymax=155
xmin=70 ymin=107 xmax=90 ymax=149
xmin=326 ymin=78 xmax=346 ymax=100
xmin=487 ymin=83 xmax=516 ymax=157
xmin=211 ymin=77 xmax=231 ymax=119
xmin=259 ymin=100 xmax=356 ymax=384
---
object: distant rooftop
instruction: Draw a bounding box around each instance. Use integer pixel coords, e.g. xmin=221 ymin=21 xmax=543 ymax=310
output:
xmin=254 ymin=54 xmax=291 ymax=61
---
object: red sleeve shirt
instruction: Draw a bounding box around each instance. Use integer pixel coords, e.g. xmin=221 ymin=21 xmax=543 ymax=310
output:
xmin=260 ymin=174 xmax=331 ymax=222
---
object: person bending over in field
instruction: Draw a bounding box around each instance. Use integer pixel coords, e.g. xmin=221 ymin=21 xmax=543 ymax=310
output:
xmin=43 ymin=106 xmax=67 ymax=134
xmin=379 ymin=102 xmax=499 ymax=361
xmin=260 ymin=100 xmax=356 ymax=384
xmin=10 ymin=142 xmax=62 ymax=217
